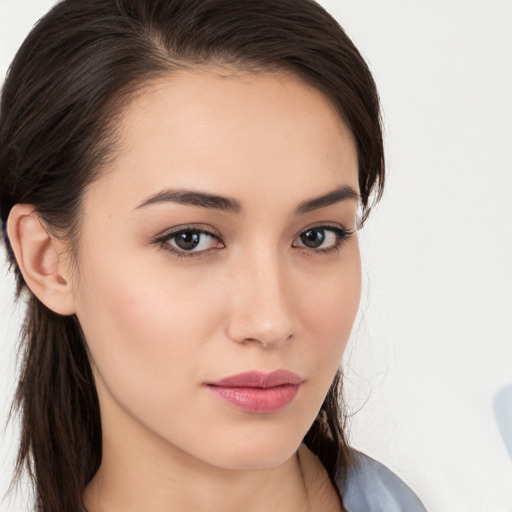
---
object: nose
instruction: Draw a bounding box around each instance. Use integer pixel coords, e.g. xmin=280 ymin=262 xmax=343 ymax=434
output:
xmin=225 ymin=250 xmax=296 ymax=348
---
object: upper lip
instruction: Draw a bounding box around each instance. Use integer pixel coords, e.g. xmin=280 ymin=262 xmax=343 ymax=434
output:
xmin=208 ymin=370 xmax=303 ymax=388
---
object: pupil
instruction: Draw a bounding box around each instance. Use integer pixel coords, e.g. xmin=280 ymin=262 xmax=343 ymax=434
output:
xmin=175 ymin=231 xmax=200 ymax=250
xmin=301 ymin=229 xmax=325 ymax=248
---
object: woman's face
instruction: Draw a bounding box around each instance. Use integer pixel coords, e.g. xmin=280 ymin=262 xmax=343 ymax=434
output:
xmin=71 ymin=68 xmax=361 ymax=470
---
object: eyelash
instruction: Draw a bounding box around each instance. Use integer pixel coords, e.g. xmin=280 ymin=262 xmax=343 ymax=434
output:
xmin=153 ymin=224 xmax=353 ymax=259
xmin=153 ymin=225 xmax=223 ymax=259
xmin=292 ymin=224 xmax=353 ymax=255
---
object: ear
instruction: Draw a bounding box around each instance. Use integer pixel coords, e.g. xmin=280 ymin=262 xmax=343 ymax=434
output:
xmin=7 ymin=204 xmax=76 ymax=315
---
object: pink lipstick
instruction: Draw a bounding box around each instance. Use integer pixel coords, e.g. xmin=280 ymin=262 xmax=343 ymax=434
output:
xmin=206 ymin=370 xmax=303 ymax=413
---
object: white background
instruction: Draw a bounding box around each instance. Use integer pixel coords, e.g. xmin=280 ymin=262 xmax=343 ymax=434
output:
xmin=1 ymin=1 xmax=511 ymax=511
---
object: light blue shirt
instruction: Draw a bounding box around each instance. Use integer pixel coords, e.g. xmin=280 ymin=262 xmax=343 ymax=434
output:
xmin=341 ymin=451 xmax=427 ymax=512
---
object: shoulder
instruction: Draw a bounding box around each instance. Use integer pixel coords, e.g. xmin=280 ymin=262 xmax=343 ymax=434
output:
xmin=339 ymin=449 xmax=427 ymax=512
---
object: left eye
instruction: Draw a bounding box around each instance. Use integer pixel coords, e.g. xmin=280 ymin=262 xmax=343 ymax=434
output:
xmin=161 ymin=229 xmax=221 ymax=253
xmin=292 ymin=227 xmax=346 ymax=250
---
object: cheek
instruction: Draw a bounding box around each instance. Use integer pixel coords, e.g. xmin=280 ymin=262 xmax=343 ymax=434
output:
xmin=300 ymin=247 xmax=361 ymax=358
xmin=291 ymin=247 xmax=361 ymax=411
xmin=73 ymin=252 xmax=222 ymax=409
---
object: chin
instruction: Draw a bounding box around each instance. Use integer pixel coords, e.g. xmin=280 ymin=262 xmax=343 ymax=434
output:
xmin=190 ymin=423 xmax=307 ymax=471
xmin=210 ymin=445 xmax=300 ymax=471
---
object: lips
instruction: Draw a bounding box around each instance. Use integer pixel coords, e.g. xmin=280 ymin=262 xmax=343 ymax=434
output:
xmin=206 ymin=370 xmax=303 ymax=413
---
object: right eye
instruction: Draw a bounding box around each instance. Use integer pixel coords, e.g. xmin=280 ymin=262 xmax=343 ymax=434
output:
xmin=156 ymin=228 xmax=224 ymax=257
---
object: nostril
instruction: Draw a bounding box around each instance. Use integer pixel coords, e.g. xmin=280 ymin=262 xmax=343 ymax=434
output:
xmin=227 ymin=315 xmax=294 ymax=347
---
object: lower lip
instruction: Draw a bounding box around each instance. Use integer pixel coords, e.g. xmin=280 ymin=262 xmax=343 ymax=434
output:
xmin=206 ymin=384 xmax=300 ymax=413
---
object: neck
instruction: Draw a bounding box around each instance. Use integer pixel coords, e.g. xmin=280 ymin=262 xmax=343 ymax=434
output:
xmin=85 ymin=440 xmax=311 ymax=512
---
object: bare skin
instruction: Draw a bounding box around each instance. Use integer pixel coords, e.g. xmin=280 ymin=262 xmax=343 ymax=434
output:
xmin=84 ymin=444 xmax=341 ymax=512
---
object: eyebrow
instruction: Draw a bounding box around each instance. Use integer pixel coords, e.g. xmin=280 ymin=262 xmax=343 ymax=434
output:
xmin=135 ymin=185 xmax=359 ymax=214
xmin=136 ymin=189 xmax=242 ymax=212
xmin=295 ymin=185 xmax=360 ymax=214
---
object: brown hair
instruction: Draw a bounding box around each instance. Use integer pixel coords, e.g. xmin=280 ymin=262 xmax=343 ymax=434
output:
xmin=0 ymin=1 xmax=384 ymax=510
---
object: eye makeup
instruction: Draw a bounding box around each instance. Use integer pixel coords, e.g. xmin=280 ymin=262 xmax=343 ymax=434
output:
xmin=152 ymin=224 xmax=224 ymax=259
xmin=151 ymin=221 xmax=354 ymax=259
xmin=292 ymin=223 xmax=354 ymax=255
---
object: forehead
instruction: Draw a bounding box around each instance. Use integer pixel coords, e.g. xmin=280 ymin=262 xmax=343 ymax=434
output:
xmin=86 ymin=67 xmax=359 ymax=213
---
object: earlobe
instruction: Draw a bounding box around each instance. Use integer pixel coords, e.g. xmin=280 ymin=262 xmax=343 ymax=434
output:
xmin=6 ymin=204 xmax=76 ymax=315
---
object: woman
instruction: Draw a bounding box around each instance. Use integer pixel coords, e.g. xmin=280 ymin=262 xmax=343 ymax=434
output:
xmin=0 ymin=0 xmax=426 ymax=511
